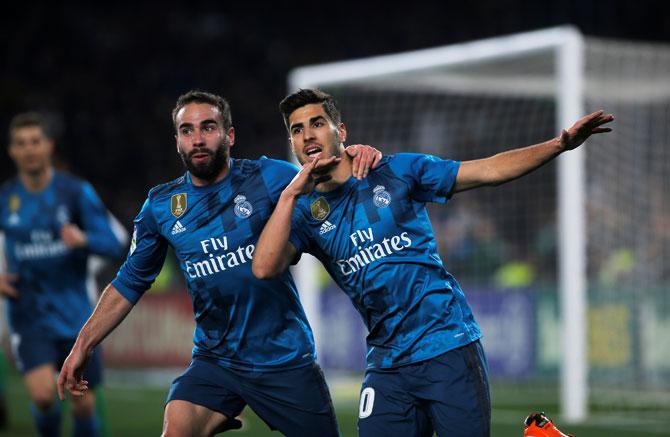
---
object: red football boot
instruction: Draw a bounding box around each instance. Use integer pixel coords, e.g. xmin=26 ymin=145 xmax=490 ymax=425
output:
xmin=523 ymin=411 xmax=573 ymax=437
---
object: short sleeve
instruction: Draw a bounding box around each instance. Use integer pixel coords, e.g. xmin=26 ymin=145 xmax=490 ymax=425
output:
xmin=259 ymin=158 xmax=300 ymax=205
xmin=389 ymin=153 xmax=460 ymax=204
xmin=111 ymin=197 xmax=168 ymax=304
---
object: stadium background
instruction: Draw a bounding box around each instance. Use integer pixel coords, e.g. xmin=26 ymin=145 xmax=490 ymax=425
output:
xmin=1 ymin=1 xmax=668 ymax=436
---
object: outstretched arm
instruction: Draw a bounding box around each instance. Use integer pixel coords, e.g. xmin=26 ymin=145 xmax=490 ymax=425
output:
xmin=453 ymin=110 xmax=613 ymax=193
xmin=57 ymin=284 xmax=133 ymax=400
xmin=253 ymin=156 xmax=338 ymax=279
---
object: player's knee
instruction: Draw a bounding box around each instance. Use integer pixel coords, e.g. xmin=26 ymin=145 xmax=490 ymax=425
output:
xmin=70 ymin=395 xmax=95 ymax=417
xmin=162 ymin=409 xmax=191 ymax=437
xmin=162 ymin=404 xmax=233 ymax=437
xmin=32 ymin=394 xmax=56 ymax=412
xmin=161 ymin=421 xmax=189 ymax=437
xmin=28 ymin=385 xmax=57 ymax=411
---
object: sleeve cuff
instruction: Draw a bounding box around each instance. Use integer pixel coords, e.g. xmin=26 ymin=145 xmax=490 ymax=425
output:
xmin=111 ymin=278 xmax=143 ymax=305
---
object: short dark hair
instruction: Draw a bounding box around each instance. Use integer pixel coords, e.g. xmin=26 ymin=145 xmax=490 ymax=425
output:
xmin=8 ymin=112 xmax=51 ymax=139
xmin=172 ymin=90 xmax=232 ymax=131
xmin=279 ymin=89 xmax=341 ymax=131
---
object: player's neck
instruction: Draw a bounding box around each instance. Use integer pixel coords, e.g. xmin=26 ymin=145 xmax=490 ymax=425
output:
xmin=316 ymin=150 xmax=352 ymax=192
xmin=20 ymin=166 xmax=54 ymax=192
xmin=190 ymin=159 xmax=231 ymax=187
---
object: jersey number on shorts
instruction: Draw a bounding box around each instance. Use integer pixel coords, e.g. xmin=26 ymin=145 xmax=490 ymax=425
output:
xmin=358 ymin=387 xmax=375 ymax=419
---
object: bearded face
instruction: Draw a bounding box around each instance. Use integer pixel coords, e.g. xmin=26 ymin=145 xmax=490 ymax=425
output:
xmin=179 ymin=136 xmax=230 ymax=182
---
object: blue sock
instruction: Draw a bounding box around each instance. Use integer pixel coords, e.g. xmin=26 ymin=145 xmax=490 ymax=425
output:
xmin=73 ymin=414 xmax=99 ymax=437
xmin=31 ymin=402 xmax=61 ymax=437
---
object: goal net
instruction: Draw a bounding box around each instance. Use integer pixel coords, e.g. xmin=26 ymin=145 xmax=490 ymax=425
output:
xmin=289 ymin=27 xmax=670 ymax=422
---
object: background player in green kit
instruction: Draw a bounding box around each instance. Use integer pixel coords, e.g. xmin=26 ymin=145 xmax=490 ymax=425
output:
xmin=253 ymin=89 xmax=613 ymax=436
xmin=57 ymin=90 xmax=380 ymax=436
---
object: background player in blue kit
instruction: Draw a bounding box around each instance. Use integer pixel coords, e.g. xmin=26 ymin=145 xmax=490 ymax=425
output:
xmin=252 ymin=89 xmax=614 ymax=436
xmin=57 ymin=90 xmax=380 ymax=436
xmin=0 ymin=112 xmax=127 ymax=437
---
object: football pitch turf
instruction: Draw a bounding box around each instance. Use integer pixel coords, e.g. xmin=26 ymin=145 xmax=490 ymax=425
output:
xmin=1 ymin=369 xmax=668 ymax=436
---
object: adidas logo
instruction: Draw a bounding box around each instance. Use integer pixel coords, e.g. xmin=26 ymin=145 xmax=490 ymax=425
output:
xmin=171 ymin=220 xmax=187 ymax=235
xmin=319 ymin=220 xmax=336 ymax=235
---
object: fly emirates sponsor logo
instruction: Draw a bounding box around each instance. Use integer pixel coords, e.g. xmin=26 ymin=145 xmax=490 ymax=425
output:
xmin=15 ymin=230 xmax=68 ymax=260
xmin=184 ymin=236 xmax=254 ymax=279
xmin=335 ymin=227 xmax=412 ymax=276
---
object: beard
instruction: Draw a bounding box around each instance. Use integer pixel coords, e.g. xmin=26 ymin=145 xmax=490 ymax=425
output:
xmin=179 ymin=140 xmax=229 ymax=182
xmin=328 ymin=130 xmax=343 ymax=158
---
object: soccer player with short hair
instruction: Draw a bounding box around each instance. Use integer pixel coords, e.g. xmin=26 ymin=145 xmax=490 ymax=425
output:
xmin=252 ymin=89 xmax=613 ymax=436
xmin=58 ymin=90 xmax=380 ymax=436
xmin=0 ymin=112 xmax=127 ymax=436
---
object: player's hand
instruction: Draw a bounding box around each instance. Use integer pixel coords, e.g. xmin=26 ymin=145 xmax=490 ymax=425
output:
xmin=57 ymin=347 xmax=91 ymax=400
xmin=60 ymin=223 xmax=87 ymax=249
xmin=285 ymin=156 xmax=341 ymax=197
xmin=346 ymin=144 xmax=382 ymax=180
xmin=0 ymin=273 xmax=19 ymax=299
xmin=560 ymin=110 xmax=614 ymax=151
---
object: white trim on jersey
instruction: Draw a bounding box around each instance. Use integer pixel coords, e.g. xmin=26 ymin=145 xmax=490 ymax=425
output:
xmin=86 ymin=212 xmax=129 ymax=305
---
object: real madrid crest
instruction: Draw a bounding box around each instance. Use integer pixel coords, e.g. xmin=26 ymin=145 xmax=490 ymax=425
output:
xmin=310 ymin=197 xmax=330 ymax=221
xmin=171 ymin=193 xmax=187 ymax=218
xmin=234 ymin=194 xmax=253 ymax=218
xmin=56 ymin=205 xmax=71 ymax=225
xmin=373 ymin=185 xmax=391 ymax=208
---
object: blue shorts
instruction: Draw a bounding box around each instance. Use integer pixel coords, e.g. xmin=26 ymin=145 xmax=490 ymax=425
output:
xmin=166 ymin=357 xmax=339 ymax=437
xmin=358 ymin=340 xmax=490 ymax=437
xmin=10 ymin=334 xmax=103 ymax=388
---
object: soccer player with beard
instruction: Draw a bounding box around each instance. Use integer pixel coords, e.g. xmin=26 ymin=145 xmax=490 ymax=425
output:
xmin=58 ymin=90 xmax=381 ymax=436
xmin=252 ymin=89 xmax=613 ymax=436
xmin=0 ymin=112 xmax=127 ymax=436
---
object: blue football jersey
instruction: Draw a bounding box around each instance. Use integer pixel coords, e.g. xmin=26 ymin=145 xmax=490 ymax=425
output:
xmin=289 ymin=153 xmax=482 ymax=369
xmin=0 ymin=171 xmax=127 ymax=339
xmin=112 ymin=158 xmax=316 ymax=371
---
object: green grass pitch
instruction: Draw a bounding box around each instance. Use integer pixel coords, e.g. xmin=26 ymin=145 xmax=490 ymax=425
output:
xmin=1 ymin=369 xmax=667 ymax=436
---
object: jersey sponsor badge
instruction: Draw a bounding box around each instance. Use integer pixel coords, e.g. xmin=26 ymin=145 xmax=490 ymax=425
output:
xmin=310 ymin=196 xmax=330 ymax=221
xmin=8 ymin=194 xmax=20 ymax=226
xmin=373 ymin=185 xmax=391 ymax=208
xmin=233 ymin=194 xmax=253 ymax=218
xmin=171 ymin=193 xmax=187 ymax=218
xmin=9 ymin=194 xmax=20 ymax=212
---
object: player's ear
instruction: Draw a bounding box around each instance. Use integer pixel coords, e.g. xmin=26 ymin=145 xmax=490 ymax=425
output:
xmin=288 ymin=138 xmax=296 ymax=155
xmin=338 ymin=122 xmax=347 ymax=143
xmin=46 ymin=138 xmax=55 ymax=155
xmin=226 ymin=126 xmax=235 ymax=147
